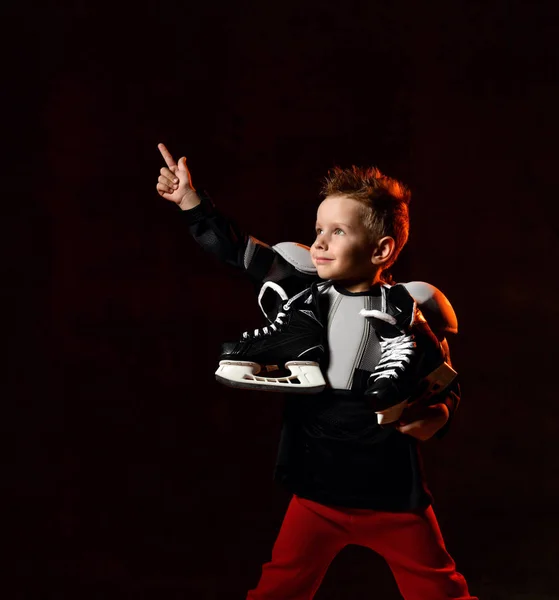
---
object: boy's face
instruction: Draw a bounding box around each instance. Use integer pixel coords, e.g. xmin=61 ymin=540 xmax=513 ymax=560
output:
xmin=310 ymin=194 xmax=378 ymax=289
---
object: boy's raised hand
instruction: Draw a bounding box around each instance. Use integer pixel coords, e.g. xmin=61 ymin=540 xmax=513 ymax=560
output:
xmin=156 ymin=143 xmax=201 ymax=210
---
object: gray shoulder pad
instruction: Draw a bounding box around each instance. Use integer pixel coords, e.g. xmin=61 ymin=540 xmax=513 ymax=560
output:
xmin=272 ymin=242 xmax=317 ymax=275
xmin=403 ymin=281 xmax=458 ymax=335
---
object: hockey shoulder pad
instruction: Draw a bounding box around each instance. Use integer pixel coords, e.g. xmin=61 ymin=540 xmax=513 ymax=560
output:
xmin=271 ymin=242 xmax=317 ymax=275
xmin=402 ymin=281 xmax=458 ymax=338
xmin=243 ymin=238 xmax=317 ymax=285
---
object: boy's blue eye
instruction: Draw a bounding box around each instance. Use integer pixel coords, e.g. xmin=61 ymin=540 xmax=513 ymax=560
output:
xmin=315 ymin=228 xmax=344 ymax=235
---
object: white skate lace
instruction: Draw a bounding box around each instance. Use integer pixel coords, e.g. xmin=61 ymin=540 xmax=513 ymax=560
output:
xmin=242 ymin=308 xmax=290 ymax=339
xmin=369 ymin=334 xmax=416 ymax=380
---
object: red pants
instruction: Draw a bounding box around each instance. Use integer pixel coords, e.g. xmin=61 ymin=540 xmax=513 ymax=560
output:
xmin=247 ymin=495 xmax=477 ymax=600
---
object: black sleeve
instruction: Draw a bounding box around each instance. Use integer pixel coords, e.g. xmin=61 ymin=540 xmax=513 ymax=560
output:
xmin=181 ymin=192 xmax=277 ymax=284
xmin=180 ymin=193 xmax=318 ymax=301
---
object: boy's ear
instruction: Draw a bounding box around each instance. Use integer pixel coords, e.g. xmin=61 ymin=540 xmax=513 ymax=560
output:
xmin=371 ymin=236 xmax=396 ymax=266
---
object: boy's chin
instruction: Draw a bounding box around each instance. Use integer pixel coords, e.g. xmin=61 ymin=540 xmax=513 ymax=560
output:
xmin=316 ymin=271 xmax=344 ymax=283
xmin=315 ymin=265 xmax=334 ymax=279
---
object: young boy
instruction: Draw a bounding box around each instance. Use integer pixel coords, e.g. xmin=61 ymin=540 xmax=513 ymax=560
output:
xmin=156 ymin=143 xmax=477 ymax=600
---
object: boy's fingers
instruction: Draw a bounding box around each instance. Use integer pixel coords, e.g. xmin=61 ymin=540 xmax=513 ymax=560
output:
xmin=158 ymin=175 xmax=178 ymax=188
xmin=158 ymin=143 xmax=177 ymax=168
xmin=156 ymin=182 xmax=175 ymax=195
xmin=160 ymin=167 xmax=179 ymax=182
xmin=395 ymin=419 xmax=421 ymax=433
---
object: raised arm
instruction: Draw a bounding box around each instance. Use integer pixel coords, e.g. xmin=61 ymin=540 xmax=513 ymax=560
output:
xmin=156 ymin=144 xmax=317 ymax=293
xmin=156 ymin=142 xmax=271 ymax=278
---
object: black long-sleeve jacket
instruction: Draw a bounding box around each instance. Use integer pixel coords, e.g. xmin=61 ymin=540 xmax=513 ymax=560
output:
xmin=183 ymin=194 xmax=461 ymax=511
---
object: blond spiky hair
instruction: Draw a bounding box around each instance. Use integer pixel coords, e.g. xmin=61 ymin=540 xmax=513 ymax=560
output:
xmin=321 ymin=166 xmax=411 ymax=271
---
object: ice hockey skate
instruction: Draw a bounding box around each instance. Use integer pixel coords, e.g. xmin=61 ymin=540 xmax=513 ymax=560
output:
xmin=360 ymin=284 xmax=458 ymax=424
xmin=215 ymin=281 xmax=330 ymax=393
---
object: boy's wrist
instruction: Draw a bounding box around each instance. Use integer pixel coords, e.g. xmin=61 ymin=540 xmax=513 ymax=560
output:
xmin=180 ymin=192 xmax=215 ymax=225
xmin=178 ymin=191 xmax=202 ymax=211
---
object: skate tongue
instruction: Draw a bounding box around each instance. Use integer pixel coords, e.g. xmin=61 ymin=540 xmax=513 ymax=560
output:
xmin=258 ymin=281 xmax=289 ymax=323
xmin=376 ymin=284 xmax=417 ymax=334
xmin=359 ymin=309 xmax=403 ymax=338
xmin=373 ymin=319 xmax=404 ymax=339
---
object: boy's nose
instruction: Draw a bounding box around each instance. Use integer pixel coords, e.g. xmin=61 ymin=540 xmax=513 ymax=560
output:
xmin=314 ymin=236 xmax=327 ymax=250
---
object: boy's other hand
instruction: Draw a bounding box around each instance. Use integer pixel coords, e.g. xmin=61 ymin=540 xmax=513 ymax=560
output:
xmin=393 ymin=401 xmax=449 ymax=441
xmin=157 ymin=143 xmax=201 ymax=210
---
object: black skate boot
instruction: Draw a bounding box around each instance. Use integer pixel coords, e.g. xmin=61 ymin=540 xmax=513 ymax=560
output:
xmin=215 ymin=281 xmax=330 ymax=393
xmin=360 ymin=284 xmax=457 ymax=424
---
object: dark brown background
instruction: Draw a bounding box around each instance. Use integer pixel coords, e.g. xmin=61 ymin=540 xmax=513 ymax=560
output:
xmin=5 ymin=1 xmax=559 ymax=598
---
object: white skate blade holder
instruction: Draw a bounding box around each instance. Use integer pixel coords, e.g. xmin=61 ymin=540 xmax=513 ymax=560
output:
xmin=376 ymin=398 xmax=409 ymax=425
xmin=416 ymin=361 xmax=458 ymax=402
xmin=215 ymin=360 xmax=326 ymax=394
xmin=375 ymin=361 xmax=458 ymax=425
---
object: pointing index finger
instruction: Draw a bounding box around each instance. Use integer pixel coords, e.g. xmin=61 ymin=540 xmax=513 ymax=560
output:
xmin=158 ymin=143 xmax=177 ymax=168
